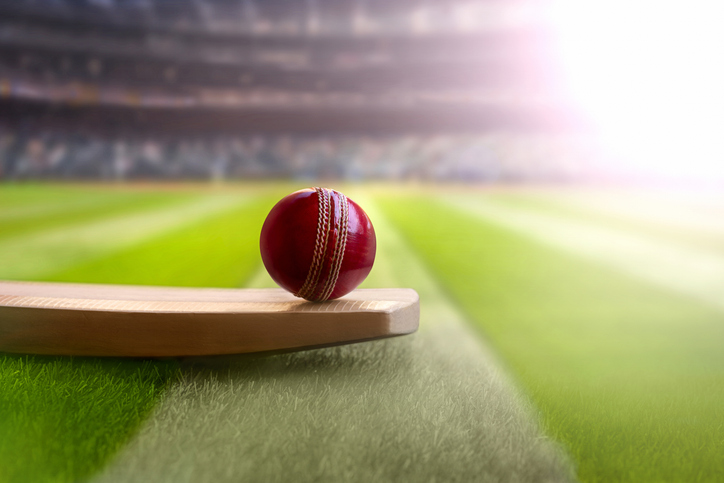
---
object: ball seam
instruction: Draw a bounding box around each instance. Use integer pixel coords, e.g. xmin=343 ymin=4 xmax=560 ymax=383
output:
xmin=295 ymin=187 xmax=331 ymax=300
xmin=318 ymin=190 xmax=349 ymax=301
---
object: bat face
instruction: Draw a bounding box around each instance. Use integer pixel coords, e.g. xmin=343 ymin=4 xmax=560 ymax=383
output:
xmin=0 ymin=281 xmax=419 ymax=357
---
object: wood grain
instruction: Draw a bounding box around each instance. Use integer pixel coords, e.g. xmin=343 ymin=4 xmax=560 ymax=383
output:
xmin=0 ymin=281 xmax=419 ymax=357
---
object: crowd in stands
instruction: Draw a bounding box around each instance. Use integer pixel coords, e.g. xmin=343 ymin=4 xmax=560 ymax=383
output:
xmin=0 ymin=0 xmax=542 ymax=37
xmin=0 ymin=126 xmax=600 ymax=182
xmin=0 ymin=0 xmax=581 ymax=184
xmin=0 ymin=14 xmax=546 ymax=110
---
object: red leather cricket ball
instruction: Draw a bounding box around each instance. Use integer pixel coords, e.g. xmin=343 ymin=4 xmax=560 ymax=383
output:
xmin=260 ymin=187 xmax=376 ymax=301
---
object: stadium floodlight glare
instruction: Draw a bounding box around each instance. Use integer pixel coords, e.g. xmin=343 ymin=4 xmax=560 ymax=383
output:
xmin=0 ymin=281 xmax=419 ymax=357
xmin=549 ymin=0 xmax=724 ymax=181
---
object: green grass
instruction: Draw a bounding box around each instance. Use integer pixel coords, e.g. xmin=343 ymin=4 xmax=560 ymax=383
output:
xmin=45 ymin=194 xmax=280 ymax=287
xmin=0 ymin=185 xmax=194 ymax=240
xmin=4 ymin=183 xmax=724 ymax=482
xmin=0 ymin=356 xmax=177 ymax=483
xmin=481 ymin=189 xmax=724 ymax=255
xmin=92 ymin=195 xmax=573 ymax=483
xmin=0 ymin=184 xmax=282 ymax=483
xmin=379 ymin=193 xmax=724 ymax=482
xmin=0 ymin=192 xmax=249 ymax=282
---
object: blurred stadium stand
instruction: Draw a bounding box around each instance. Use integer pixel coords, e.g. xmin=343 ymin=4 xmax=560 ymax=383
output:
xmin=0 ymin=0 xmax=598 ymax=181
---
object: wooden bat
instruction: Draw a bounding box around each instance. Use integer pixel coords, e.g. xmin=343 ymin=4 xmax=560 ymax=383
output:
xmin=0 ymin=281 xmax=419 ymax=357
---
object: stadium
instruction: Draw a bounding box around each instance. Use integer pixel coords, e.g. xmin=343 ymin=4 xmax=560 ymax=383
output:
xmin=1 ymin=0 xmax=724 ymax=482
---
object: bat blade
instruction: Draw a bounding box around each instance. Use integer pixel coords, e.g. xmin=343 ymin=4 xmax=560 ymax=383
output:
xmin=0 ymin=281 xmax=419 ymax=357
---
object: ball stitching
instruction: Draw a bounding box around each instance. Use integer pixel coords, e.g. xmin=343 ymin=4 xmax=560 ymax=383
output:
xmin=295 ymin=187 xmax=331 ymax=300
xmin=318 ymin=190 xmax=349 ymax=301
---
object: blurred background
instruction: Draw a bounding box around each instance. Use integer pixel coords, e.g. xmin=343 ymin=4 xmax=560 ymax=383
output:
xmin=0 ymin=0 xmax=586 ymax=183
xmin=2 ymin=1 xmax=724 ymax=483
xmin=1 ymin=0 xmax=722 ymax=186
xmin=5 ymin=0 xmax=720 ymax=185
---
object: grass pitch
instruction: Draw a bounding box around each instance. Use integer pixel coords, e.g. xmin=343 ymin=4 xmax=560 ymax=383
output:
xmin=96 ymin=194 xmax=573 ymax=483
xmin=379 ymin=191 xmax=724 ymax=482
xmin=0 ymin=356 xmax=176 ymax=483
xmin=1 ymin=183 xmax=723 ymax=482
xmin=0 ymin=184 xmax=280 ymax=482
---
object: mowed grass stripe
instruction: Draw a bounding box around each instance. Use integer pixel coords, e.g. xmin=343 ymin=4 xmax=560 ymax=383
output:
xmin=93 ymin=195 xmax=574 ymax=483
xmin=0 ymin=188 xmax=280 ymax=483
xmin=380 ymin=194 xmax=724 ymax=482
xmin=0 ymin=193 xmax=246 ymax=281
xmin=0 ymin=184 xmax=92 ymax=208
xmin=0 ymin=189 xmax=193 ymax=240
xmin=44 ymin=194 xmax=277 ymax=287
xmin=445 ymin=195 xmax=724 ymax=313
xmin=0 ymin=357 xmax=178 ymax=483
xmin=480 ymin=189 xmax=724 ymax=256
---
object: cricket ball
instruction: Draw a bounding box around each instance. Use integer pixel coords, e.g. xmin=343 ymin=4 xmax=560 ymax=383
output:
xmin=260 ymin=187 xmax=376 ymax=302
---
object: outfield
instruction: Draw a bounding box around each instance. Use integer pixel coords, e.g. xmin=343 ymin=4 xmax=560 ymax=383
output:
xmin=1 ymin=183 xmax=723 ymax=482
